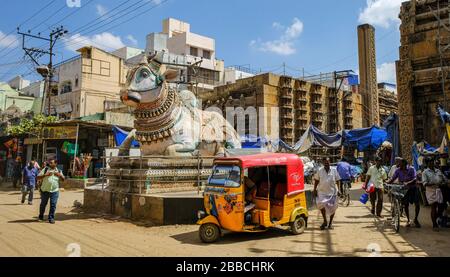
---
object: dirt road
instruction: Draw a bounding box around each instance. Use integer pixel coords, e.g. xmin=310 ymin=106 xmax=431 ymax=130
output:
xmin=0 ymin=184 xmax=449 ymax=257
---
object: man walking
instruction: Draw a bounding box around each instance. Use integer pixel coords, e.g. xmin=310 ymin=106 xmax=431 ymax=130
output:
xmin=12 ymin=157 xmax=22 ymax=189
xmin=364 ymin=157 xmax=387 ymax=217
xmin=388 ymin=159 xmax=420 ymax=228
xmin=37 ymin=159 xmax=64 ymax=224
xmin=21 ymin=159 xmax=39 ymax=205
xmin=422 ymin=158 xmax=445 ymax=231
xmin=336 ymin=158 xmax=353 ymax=195
xmin=388 ymin=157 xmax=402 ymax=183
xmin=314 ymin=157 xmax=341 ymax=230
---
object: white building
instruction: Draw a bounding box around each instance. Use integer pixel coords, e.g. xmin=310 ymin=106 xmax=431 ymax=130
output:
xmin=127 ymin=18 xmax=225 ymax=93
xmin=112 ymin=47 xmax=144 ymax=61
xmin=224 ymin=66 xmax=256 ymax=85
xmin=21 ymin=81 xmax=45 ymax=98
xmin=7 ymin=76 xmax=30 ymax=91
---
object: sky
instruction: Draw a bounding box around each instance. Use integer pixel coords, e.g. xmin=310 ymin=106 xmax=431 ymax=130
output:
xmin=0 ymin=0 xmax=402 ymax=84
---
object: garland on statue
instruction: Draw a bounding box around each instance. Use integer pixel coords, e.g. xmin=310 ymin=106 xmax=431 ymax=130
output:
xmin=134 ymin=86 xmax=181 ymax=144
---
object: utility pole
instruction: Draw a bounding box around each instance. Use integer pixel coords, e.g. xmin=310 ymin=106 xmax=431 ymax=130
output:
xmin=18 ymin=26 xmax=68 ymax=115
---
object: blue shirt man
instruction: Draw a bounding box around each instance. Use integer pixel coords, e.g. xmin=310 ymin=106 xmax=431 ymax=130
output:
xmin=336 ymin=160 xmax=352 ymax=181
xmin=21 ymin=160 xmax=38 ymax=205
xmin=23 ymin=165 xmax=38 ymax=188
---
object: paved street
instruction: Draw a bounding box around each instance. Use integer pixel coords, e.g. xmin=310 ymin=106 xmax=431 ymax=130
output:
xmin=0 ymin=183 xmax=449 ymax=257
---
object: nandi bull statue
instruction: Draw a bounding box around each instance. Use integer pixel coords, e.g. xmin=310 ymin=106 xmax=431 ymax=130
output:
xmin=119 ymin=52 xmax=241 ymax=157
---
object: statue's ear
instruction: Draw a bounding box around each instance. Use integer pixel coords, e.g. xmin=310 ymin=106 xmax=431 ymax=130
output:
xmin=163 ymin=68 xmax=178 ymax=81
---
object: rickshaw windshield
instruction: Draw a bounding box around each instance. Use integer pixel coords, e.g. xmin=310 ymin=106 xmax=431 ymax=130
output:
xmin=208 ymin=165 xmax=241 ymax=188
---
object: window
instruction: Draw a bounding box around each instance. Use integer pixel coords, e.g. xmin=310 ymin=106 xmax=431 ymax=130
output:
xmin=75 ymin=76 xmax=79 ymax=88
xmin=60 ymin=81 xmax=72 ymax=94
xmin=202 ymin=50 xmax=211 ymax=59
xmin=208 ymin=165 xmax=241 ymax=188
xmin=190 ymin=46 xmax=198 ymax=57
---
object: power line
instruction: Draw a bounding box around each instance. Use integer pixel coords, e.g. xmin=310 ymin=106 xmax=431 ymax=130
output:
xmin=70 ymin=0 xmax=140 ymax=35
xmin=43 ymin=0 xmax=95 ymax=32
xmin=68 ymin=0 xmax=135 ymax=35
xmin=27 ymin=0 xmax=140 ymax=60
xmin=0 ymin=0 xmax=56 ymax=46
xmin=309 ymin=28 xmax=398 ymax=73
xmin=61 ymin=0 xmax=168 ymax=51
xmin=30 ymin=3 xmax=68 ymax=33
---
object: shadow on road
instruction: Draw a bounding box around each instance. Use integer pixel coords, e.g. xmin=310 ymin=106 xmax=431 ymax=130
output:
xmin=171 ymin=227 xmax=294 ymax=246
xmin=7 ymin=207 xmax=102 ymax=224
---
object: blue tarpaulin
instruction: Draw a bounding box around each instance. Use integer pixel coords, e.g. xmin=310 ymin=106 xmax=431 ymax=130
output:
xmin=437 ymin=105 xmax=450 ymax=124
xmin=383 ymin=113 xmax=400 ymax=165
xmin=112 ymin=126 xmax=139 ymax=147
xmin=241 ymin=135 xmax=266 ymax=149
xmin=290 ymin=124 xmax=343 ymax=153
xmin=279 ymin=124 xmax=388 ymax=153
xmin=347 ymin=74 xmax=359 ymax=86
xmin=342 ymin=126 xmax=388 ymax=152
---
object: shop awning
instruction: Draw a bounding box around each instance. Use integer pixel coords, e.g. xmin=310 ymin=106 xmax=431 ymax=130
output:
xmin=112 ymin=126 xmax=139 ymax=147
xmin=342 ymin=126 xmax=388 ymax=152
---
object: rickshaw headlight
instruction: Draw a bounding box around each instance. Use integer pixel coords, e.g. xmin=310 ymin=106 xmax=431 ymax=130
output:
xmin=197 ymin=210 xmax=206 ymax=220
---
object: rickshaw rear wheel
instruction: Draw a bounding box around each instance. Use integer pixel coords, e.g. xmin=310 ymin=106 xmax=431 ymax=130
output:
xmin=199 ymin=223 xmax=220 ymax=243
xmin=290 ymin=216 xmax=307 ymax=235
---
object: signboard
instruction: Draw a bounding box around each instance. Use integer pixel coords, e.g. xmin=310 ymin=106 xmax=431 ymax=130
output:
xmin=105 ymin=112 xmax=135 ymax=128
xmin=42 ymin=126 xmax=78 ymax=140
xmin=55 ymin=103 xmax=73 ymax=113
xmin=24 ymin=138 xmax=43 ymax=145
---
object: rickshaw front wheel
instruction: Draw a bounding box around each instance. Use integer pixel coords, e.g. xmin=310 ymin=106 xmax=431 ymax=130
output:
xmin=199 ymin=223 xmax=220 ymax=243
xmin=290 ymin=216 xmax=307 ymax=235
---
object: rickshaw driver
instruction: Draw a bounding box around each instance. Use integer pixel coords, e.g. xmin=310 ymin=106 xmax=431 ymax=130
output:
xmin=244 ymin=175 xmax=257 ymax=213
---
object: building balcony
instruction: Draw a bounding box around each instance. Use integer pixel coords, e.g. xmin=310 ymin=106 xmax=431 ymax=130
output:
xmin=297 ymin=105 xmax=307 ymax=111
xmin=280 ymin=114 xmax=294 ymax=120
xmin=296 ymin=114 xmax=308 ymax=120
xmin=281 ymin=94 xmax=293 ymax=99
xmin=312 ymin=118 xmax=324 ymax=123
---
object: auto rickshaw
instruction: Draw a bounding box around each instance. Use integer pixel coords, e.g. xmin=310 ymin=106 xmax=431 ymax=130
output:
xmin=197 ymin=153 xmax=308 ymax=243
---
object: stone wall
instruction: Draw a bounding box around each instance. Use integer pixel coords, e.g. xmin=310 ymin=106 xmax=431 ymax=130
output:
xmin=397 ymin=0 xmax=450 ymax=162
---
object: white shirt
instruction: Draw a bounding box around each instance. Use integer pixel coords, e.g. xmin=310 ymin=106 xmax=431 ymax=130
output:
xmin=388 ymin=165 xmax=398 ymax=179
xmin=314 ymin=167 xmax=341 ymax=195
xmin=367 ymin=165 xmax=388 ymax=189
xmin=422 ymin=168 xmax=445 ymax=188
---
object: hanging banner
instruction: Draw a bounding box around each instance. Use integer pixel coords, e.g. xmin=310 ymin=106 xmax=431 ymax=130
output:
xmin=24 ymin=138 xmax=43 ymax=145
xmin=42 ymin=126 xmax=78 ymax=140
xmin=446 ymin=123 xmax=450 ymax=140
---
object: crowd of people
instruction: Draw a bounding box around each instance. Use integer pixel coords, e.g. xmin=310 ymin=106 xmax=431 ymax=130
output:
xmin=8 ymin=158 xmax=65 ymax=224
xmin=313 ymin=156 xmax=450 ymax=232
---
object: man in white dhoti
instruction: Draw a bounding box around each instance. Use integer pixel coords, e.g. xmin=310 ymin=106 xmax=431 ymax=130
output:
xmin=422 ymin=158 xmax=446 ymax=231
xmin=314 ymin=157 xmax=341 ymax=230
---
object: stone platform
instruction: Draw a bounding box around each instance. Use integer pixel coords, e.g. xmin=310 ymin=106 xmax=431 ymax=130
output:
xmin=84 ymin=185 xmax=204 ymax=225
xmin=84 ymin=184 xmax=315 ymax=225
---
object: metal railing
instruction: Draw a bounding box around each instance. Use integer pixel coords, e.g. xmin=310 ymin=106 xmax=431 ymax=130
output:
xmin=99 ymin=154 xmax=216 ymax=194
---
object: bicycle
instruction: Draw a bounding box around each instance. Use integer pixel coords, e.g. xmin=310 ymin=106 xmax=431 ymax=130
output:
xmin=384 ymin=183 xmax=408 ymax=233
xmin=338 ymin=180 xmax=352 ymax=207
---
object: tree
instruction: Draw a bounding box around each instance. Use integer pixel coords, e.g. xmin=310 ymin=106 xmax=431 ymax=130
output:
xmin=7 ymin=114 xmax=57 ymax=137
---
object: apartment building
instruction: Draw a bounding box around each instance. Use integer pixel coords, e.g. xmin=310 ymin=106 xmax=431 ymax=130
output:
xmin=48 ymin=46 xmax=127 ymax=119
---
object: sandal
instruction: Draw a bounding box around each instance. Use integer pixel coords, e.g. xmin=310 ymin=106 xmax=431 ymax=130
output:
xmin=414 ymin=220 xmax=421 ymax=228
